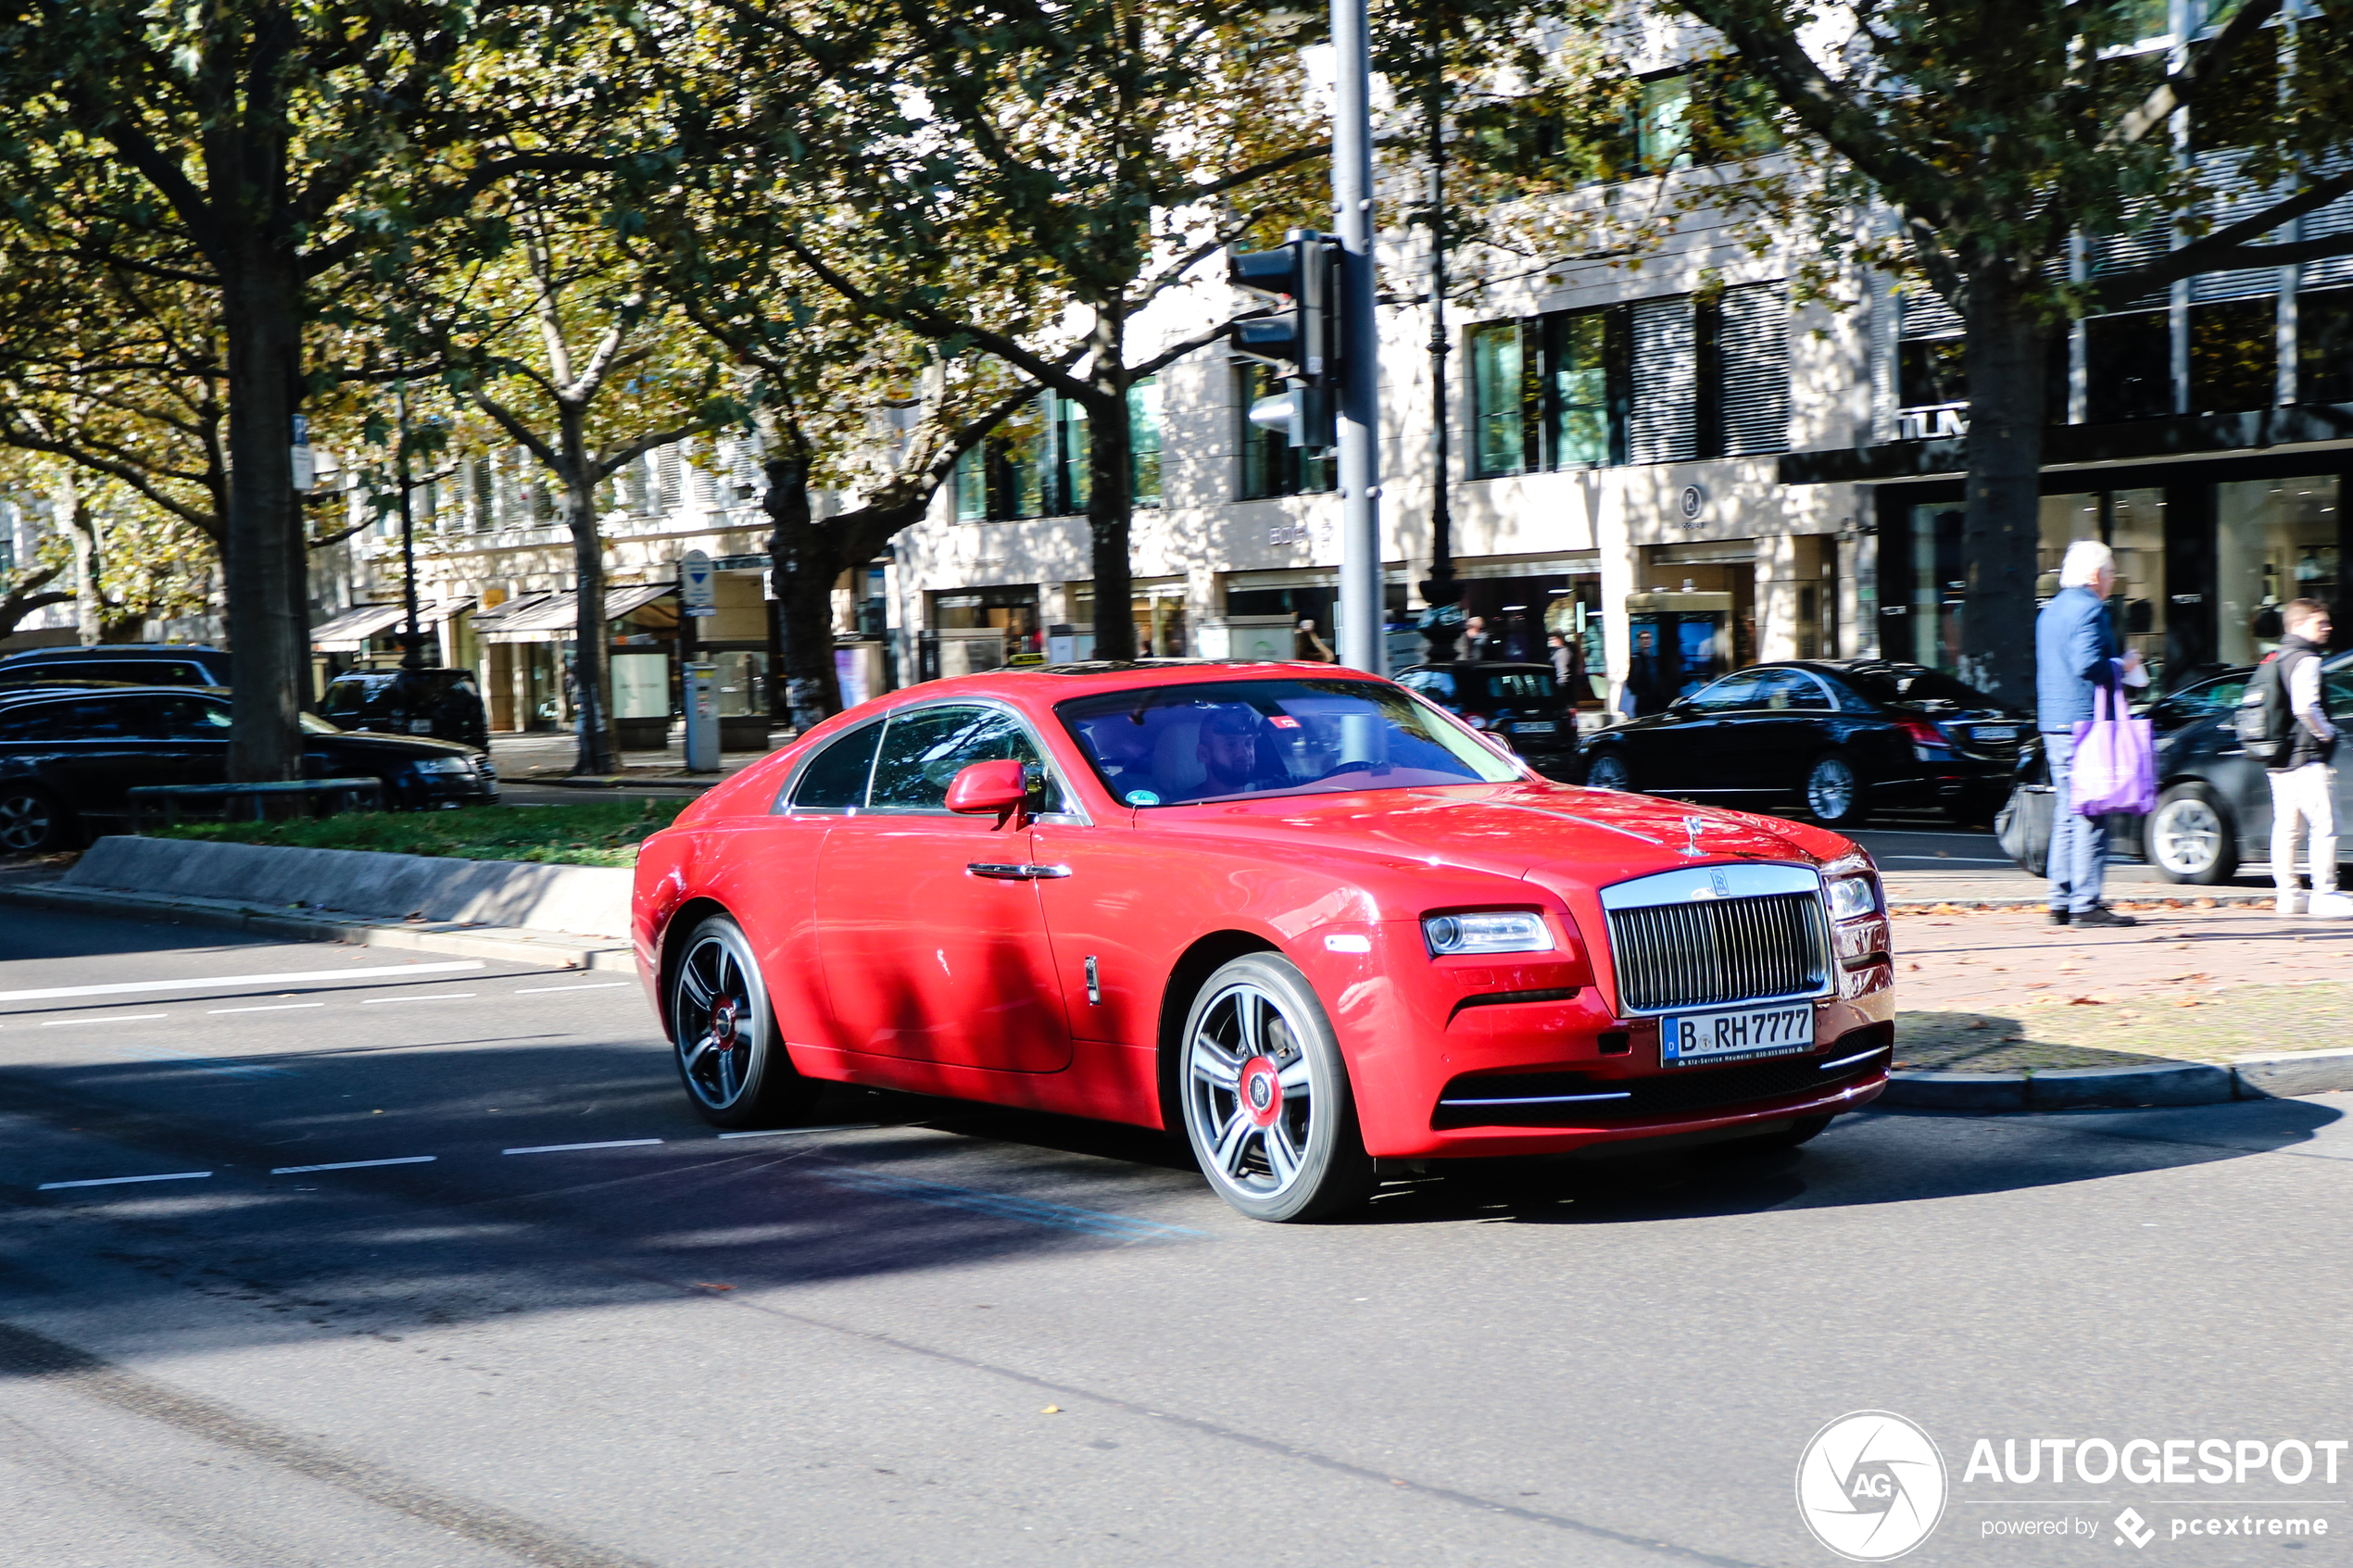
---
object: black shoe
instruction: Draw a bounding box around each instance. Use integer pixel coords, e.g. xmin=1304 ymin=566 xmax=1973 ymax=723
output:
xmin=2074 ymin=906 xmax=2137 ymax=928
xmin=2047 ymin=909 xmax=2070 ymax=926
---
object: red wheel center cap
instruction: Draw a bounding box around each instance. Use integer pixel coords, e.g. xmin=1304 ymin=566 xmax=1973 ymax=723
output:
xmin=1239 ymin=1055 xmax=1282 ymax=1128
xmin=711 ymin=998 xmax=738 ymax=1042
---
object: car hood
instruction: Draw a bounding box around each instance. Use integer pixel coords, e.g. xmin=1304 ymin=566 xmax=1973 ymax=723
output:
xmin=309 ymin=730 xmax=480 ymax=761
xmin=1146 ymin=781 xmax=1853 ymax=892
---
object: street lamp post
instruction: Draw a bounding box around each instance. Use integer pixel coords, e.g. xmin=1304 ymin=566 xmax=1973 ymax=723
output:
xmin=1330 ymin=0 xmax=1383 ymax=674
xmin=1417 ymin=11 xmax=1462 ymax=666
xmin=394 ymin=378 xmax=425 ymax=671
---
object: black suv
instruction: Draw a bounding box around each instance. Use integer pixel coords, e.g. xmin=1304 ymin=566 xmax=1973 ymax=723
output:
xmin=1393 ymin=661 xmax=1579 ymax=775
xmin=321 ymin=668 xmax=490 ymax=751
xmin=0 ymin=684 xmax=497 ymax=854
xmin=0 ymin=644 xmax=231 ymax=688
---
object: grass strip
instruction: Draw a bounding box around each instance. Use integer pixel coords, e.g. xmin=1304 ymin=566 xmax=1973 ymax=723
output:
xmin=148 ymin=799 xmax=687 ymax=868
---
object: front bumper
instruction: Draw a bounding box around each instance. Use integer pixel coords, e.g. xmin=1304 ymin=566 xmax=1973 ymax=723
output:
xmin=1303 ymin=917 xmax=1896 ymax=1160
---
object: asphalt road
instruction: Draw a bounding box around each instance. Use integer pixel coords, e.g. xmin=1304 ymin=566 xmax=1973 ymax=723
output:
xmin=5 ymin=906 xmax=2350 ymax=1567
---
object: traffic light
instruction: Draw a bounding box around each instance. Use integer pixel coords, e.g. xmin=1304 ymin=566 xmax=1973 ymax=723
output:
xmin=1230 ymin=230 xmax=1340 ymax=451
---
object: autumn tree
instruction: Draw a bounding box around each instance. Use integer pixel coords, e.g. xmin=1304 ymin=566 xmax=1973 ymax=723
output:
xmin=1671 ymin=0 xmax=2353 ymax=702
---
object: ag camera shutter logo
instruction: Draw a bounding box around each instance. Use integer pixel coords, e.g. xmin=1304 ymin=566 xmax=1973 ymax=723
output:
xmin=1796 ymin=1411 xmax=1948 ymax=1561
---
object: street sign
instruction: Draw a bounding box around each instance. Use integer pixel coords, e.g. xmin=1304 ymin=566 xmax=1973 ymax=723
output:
xmin=680 ymin=550 xmax=716 ymax=618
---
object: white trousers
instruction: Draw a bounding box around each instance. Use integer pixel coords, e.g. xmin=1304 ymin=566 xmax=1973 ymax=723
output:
xmin=2268 ymin=763 xmax=2338 ymax=894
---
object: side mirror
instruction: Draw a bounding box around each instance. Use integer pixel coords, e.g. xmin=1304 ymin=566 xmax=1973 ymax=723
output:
xmin=1475 ymin=729 xmax=1516 ymax=759
xmin=946 ymin=759 xmax=1030 ymax=822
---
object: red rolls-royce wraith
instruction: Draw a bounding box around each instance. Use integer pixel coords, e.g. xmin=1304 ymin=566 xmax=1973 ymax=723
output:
xmin=632 ymin=661 xmax=1896 ymax=1222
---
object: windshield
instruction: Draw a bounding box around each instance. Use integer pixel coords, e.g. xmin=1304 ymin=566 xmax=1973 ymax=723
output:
xmin=1057 ymin=678 xmax=1521 ymax=807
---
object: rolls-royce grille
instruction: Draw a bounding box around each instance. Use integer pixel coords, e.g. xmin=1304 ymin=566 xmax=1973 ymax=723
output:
xmin=1605 ymin=891 xmax=1831 ymax=1013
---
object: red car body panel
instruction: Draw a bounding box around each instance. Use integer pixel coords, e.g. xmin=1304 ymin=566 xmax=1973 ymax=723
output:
xmin=632 ymin=661 xmax=1897 ymax=1160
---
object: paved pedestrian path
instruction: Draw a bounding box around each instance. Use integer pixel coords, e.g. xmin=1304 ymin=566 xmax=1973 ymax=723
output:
xmin=1892 ymin=902 xmax=2353 ymax=1073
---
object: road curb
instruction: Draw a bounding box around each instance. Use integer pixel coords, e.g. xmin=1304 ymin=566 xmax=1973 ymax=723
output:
xmin=0 ymin=881 xmax=636 ymax=973
xmin=1884 ymin=1050 xmax=2353 ymax=1110
xmin=1885 ymin=893 xmax=2279 ymax=914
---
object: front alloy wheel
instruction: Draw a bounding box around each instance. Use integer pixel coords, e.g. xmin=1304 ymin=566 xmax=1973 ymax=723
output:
xmin=2147 ymin=784 xmax=2238 ymax=884
xmin=0 ymin=786 xmax=63 ymax=854
xmin=1179 ymin=953 xmax=1375 ymax=1223
xmin=1805 ymin=754 xmax=1863 ymax=826
xmin=670 ymin=914 xmax=814 ymax=1128
xmin=1582 ymin=750 xmax=1632 ymax=791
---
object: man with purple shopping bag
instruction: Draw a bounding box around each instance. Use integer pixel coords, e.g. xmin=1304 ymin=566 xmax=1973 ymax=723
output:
xmin=2036 ymin=540 xmax=2151 ymax=928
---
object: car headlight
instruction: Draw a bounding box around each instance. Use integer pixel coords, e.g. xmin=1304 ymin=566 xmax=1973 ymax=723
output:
xmin=1422 ymin=911 xmax=1554 ymax=956
xmin=415 ymin=756 xmax=472 ymax=775
xmin=1824 ymin=871 xmax=1879 ymax=922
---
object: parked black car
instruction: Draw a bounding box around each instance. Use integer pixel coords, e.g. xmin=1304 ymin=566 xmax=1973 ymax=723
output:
xmin=0 ymin=684 xmax=498 ymax=855
xmin=1393 ymin=660 xmax=1579 ymax=774
xmin=1571 ymin=659 xmax=2029 ymax=827
xmin=321 ymin=668 xmax=491 ymax=752
xmin=0 ymin=643 xmax=231 ymax=688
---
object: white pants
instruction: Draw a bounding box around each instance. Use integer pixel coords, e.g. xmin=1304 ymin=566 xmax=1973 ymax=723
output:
xmin=2268 ymin=763 xmax=2338 ymax=894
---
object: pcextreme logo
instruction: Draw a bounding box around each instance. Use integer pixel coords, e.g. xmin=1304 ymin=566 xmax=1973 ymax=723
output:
xmin=1797 ymin=1411 xmax=1951 ymax=1562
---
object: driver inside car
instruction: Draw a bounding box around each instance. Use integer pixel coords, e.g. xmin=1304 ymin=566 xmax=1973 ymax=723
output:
xmin=1196 ymin=704 xmax=1287 ymax=797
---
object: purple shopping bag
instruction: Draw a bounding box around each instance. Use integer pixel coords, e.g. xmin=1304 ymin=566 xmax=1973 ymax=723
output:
xmin=2069 ymin=684 xmax=2156 ymax=816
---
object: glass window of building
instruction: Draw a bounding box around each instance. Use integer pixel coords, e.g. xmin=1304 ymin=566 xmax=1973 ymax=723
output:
xmin=1128 ymin=378 xmax=1163 ymax=508
xmin=2085 ymin=311 xmax=2174 ymax=421
xmin=1237 ymin=363 xmax=1336 ymax=499
xmin=2036 ymin=489 xmax=2168 ymax=681
xmin=2215 ymin=477 xmax=2341 ymax=665
xmin=2298 ymin=288 xmax=2353 ymax=405
xmin=1637 ymin=73 xmax=1692 ymax=173
xmin=1468 ymin=321 xmax=1533 ymax=476
xmin=1550 ymin=311 xmax=1614 ymax=467
xmin=2188 ymin=297 xmax=2276 ymax=413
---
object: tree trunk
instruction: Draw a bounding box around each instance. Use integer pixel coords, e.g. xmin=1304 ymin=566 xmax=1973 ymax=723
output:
xmin=61 ymin=470 xmax=101 ymax=646
xmin=220 ymin=248 xmax=307 ymax=782
xmin=1959 ymin=270 xmax=2050 ymax=712
xmin=761 ymin=449 xmax=843 ymax=731
xmin=1084 ymin=383 xmax=1136 ymax=661
xmin=564 ymin=478 xmax=615 ymax=775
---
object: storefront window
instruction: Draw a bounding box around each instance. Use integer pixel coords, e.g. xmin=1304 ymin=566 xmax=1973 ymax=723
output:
xmin=2216 ymin=476 xmax=2340 ymax=664
xmin=711 ymin=650 xmax=768 ymax=719
xmin=1070 ymin=583 xmax=1189 ymax=659
xmin=1905 ymin=505 xmax=1967 ymax=672
xmin=2037 ymin=490 xmax=2167 ymax=683
xmin=931 ymin=587 xmax=1041 ymax=659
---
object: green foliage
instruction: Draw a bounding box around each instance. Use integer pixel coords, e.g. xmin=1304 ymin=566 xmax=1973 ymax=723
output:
xmin=150 ymin=798 xmax=689 ymax=868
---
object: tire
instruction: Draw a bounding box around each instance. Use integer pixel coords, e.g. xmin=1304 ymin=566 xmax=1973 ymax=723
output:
xmin=668 ymin=914 xmax=818 ymax=1129
xmin=1581 ymin=748 xmax=1633 ymax=792
xmin=0 ymin=784 xmax=69 ymax=854
xmin=1803 ymin=752 xmax=1866 ymax=827
xmin=1177 ymin=952 xmax=1376 ymax=1223
xmin=2146 ymin=782 xmax=2240 ymax=885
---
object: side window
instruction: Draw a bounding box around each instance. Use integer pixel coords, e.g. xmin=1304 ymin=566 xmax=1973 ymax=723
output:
xmin=868 ymin=706 xmax=1062 ymax=813
xmin=159 ymin=697 xmax=233 ymax=737
xmin=1756 ymin=671 xmax=1831 ymax=711
xmin=156 ymin=662 xmax=204 ymax=685
xmin=786 ymin=721 xmax=885 ymax=810
xmin=50 ymin=697 xmax=137 ymax=739
xmin=0 ymin=703 xmax=67 ymax=742
xmin=1686 ymin=671 xmax=1764 ymax=712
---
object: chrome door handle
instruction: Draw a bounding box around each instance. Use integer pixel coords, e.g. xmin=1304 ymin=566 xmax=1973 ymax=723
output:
xmin=965 ymin=862 xmax=1072 ymax=881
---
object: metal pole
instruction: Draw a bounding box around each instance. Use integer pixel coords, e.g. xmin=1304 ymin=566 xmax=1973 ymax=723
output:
xmin=1418 ymin=10 xmax=1460 ymax=666
xmin=1331 ymin=0 xmax=1383 ymax=674
xmin=396 ymin=379 xmax=424 ymax=671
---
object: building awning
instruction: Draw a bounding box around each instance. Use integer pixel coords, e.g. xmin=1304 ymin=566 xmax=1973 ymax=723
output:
xmin=311 ymin=598 xmax=475 ymax=653
xmin=476 ymin=583 xmax=677 ymax=646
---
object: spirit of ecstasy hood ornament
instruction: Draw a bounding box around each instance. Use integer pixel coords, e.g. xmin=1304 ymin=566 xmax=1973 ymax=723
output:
xmin=1680 ymin=816 xmax=1708 ymax=857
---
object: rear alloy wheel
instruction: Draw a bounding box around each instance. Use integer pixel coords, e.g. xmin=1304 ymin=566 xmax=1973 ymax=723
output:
xmin=1581 ymin=749 xmax=1633 ymax=792
xmin=2147 ymin=783 xmax=2239 ymax=884
xmin=669 ymin=914 xmax=817 ymax=1129
xmin=1179 ymin=953 xmax=1375 ymax=1223
xmin=0 ymin=784 xmax=66 ymax=854
xmin=1804 ymin=753 xmax=1865 ymax=827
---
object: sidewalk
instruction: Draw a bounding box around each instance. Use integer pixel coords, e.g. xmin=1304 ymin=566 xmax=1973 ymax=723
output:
xmin=1891 ymin=901 xmax=2353 ymax=1073
xmin=488 ymin=731 xmax=774 ymax=790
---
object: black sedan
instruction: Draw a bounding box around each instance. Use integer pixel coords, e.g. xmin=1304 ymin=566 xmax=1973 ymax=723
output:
xmin=2127 ymin=650 xmax=2352 ymax=884
xmin=0 ymin=684 xmax=498 ymax=854
xmin=1392 ymin=660 xmax=1579 ymax=774
xmin=1572 ymin=659 xmax=2028 ymax=827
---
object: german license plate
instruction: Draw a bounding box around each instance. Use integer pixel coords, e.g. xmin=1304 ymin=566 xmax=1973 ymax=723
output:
xmin=1660 ymin=1004 xmax=1815 ymax=1066
xmin=1973 ymin=724 xmax=2017 ymax=742
xmin=1515 ymin=721 xmax=1556 ymax=734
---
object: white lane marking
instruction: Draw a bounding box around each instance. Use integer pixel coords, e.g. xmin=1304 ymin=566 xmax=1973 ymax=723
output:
xmin=39 ymin=1172 xmax=212 ymax=1191
xmin=511 ymin=984 xmax=634 ymax=994
xmin=0 ymin=960 xmax=486 ymax=1005
xmin=502 ymin=1139 xmax=664 ymax=1155
xmin=359 ymin=994 xmax=478 ymax=1005
xmin=271 ymin=1156 xmax=437 ymax=1174
xmin=208 ymin=1002 xmax=328 ymax=1014
xmin=715 ymin=1123 xmax=881 ymax=1140
xmin=42 ymin=1014 xmax=169 ymax=1027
